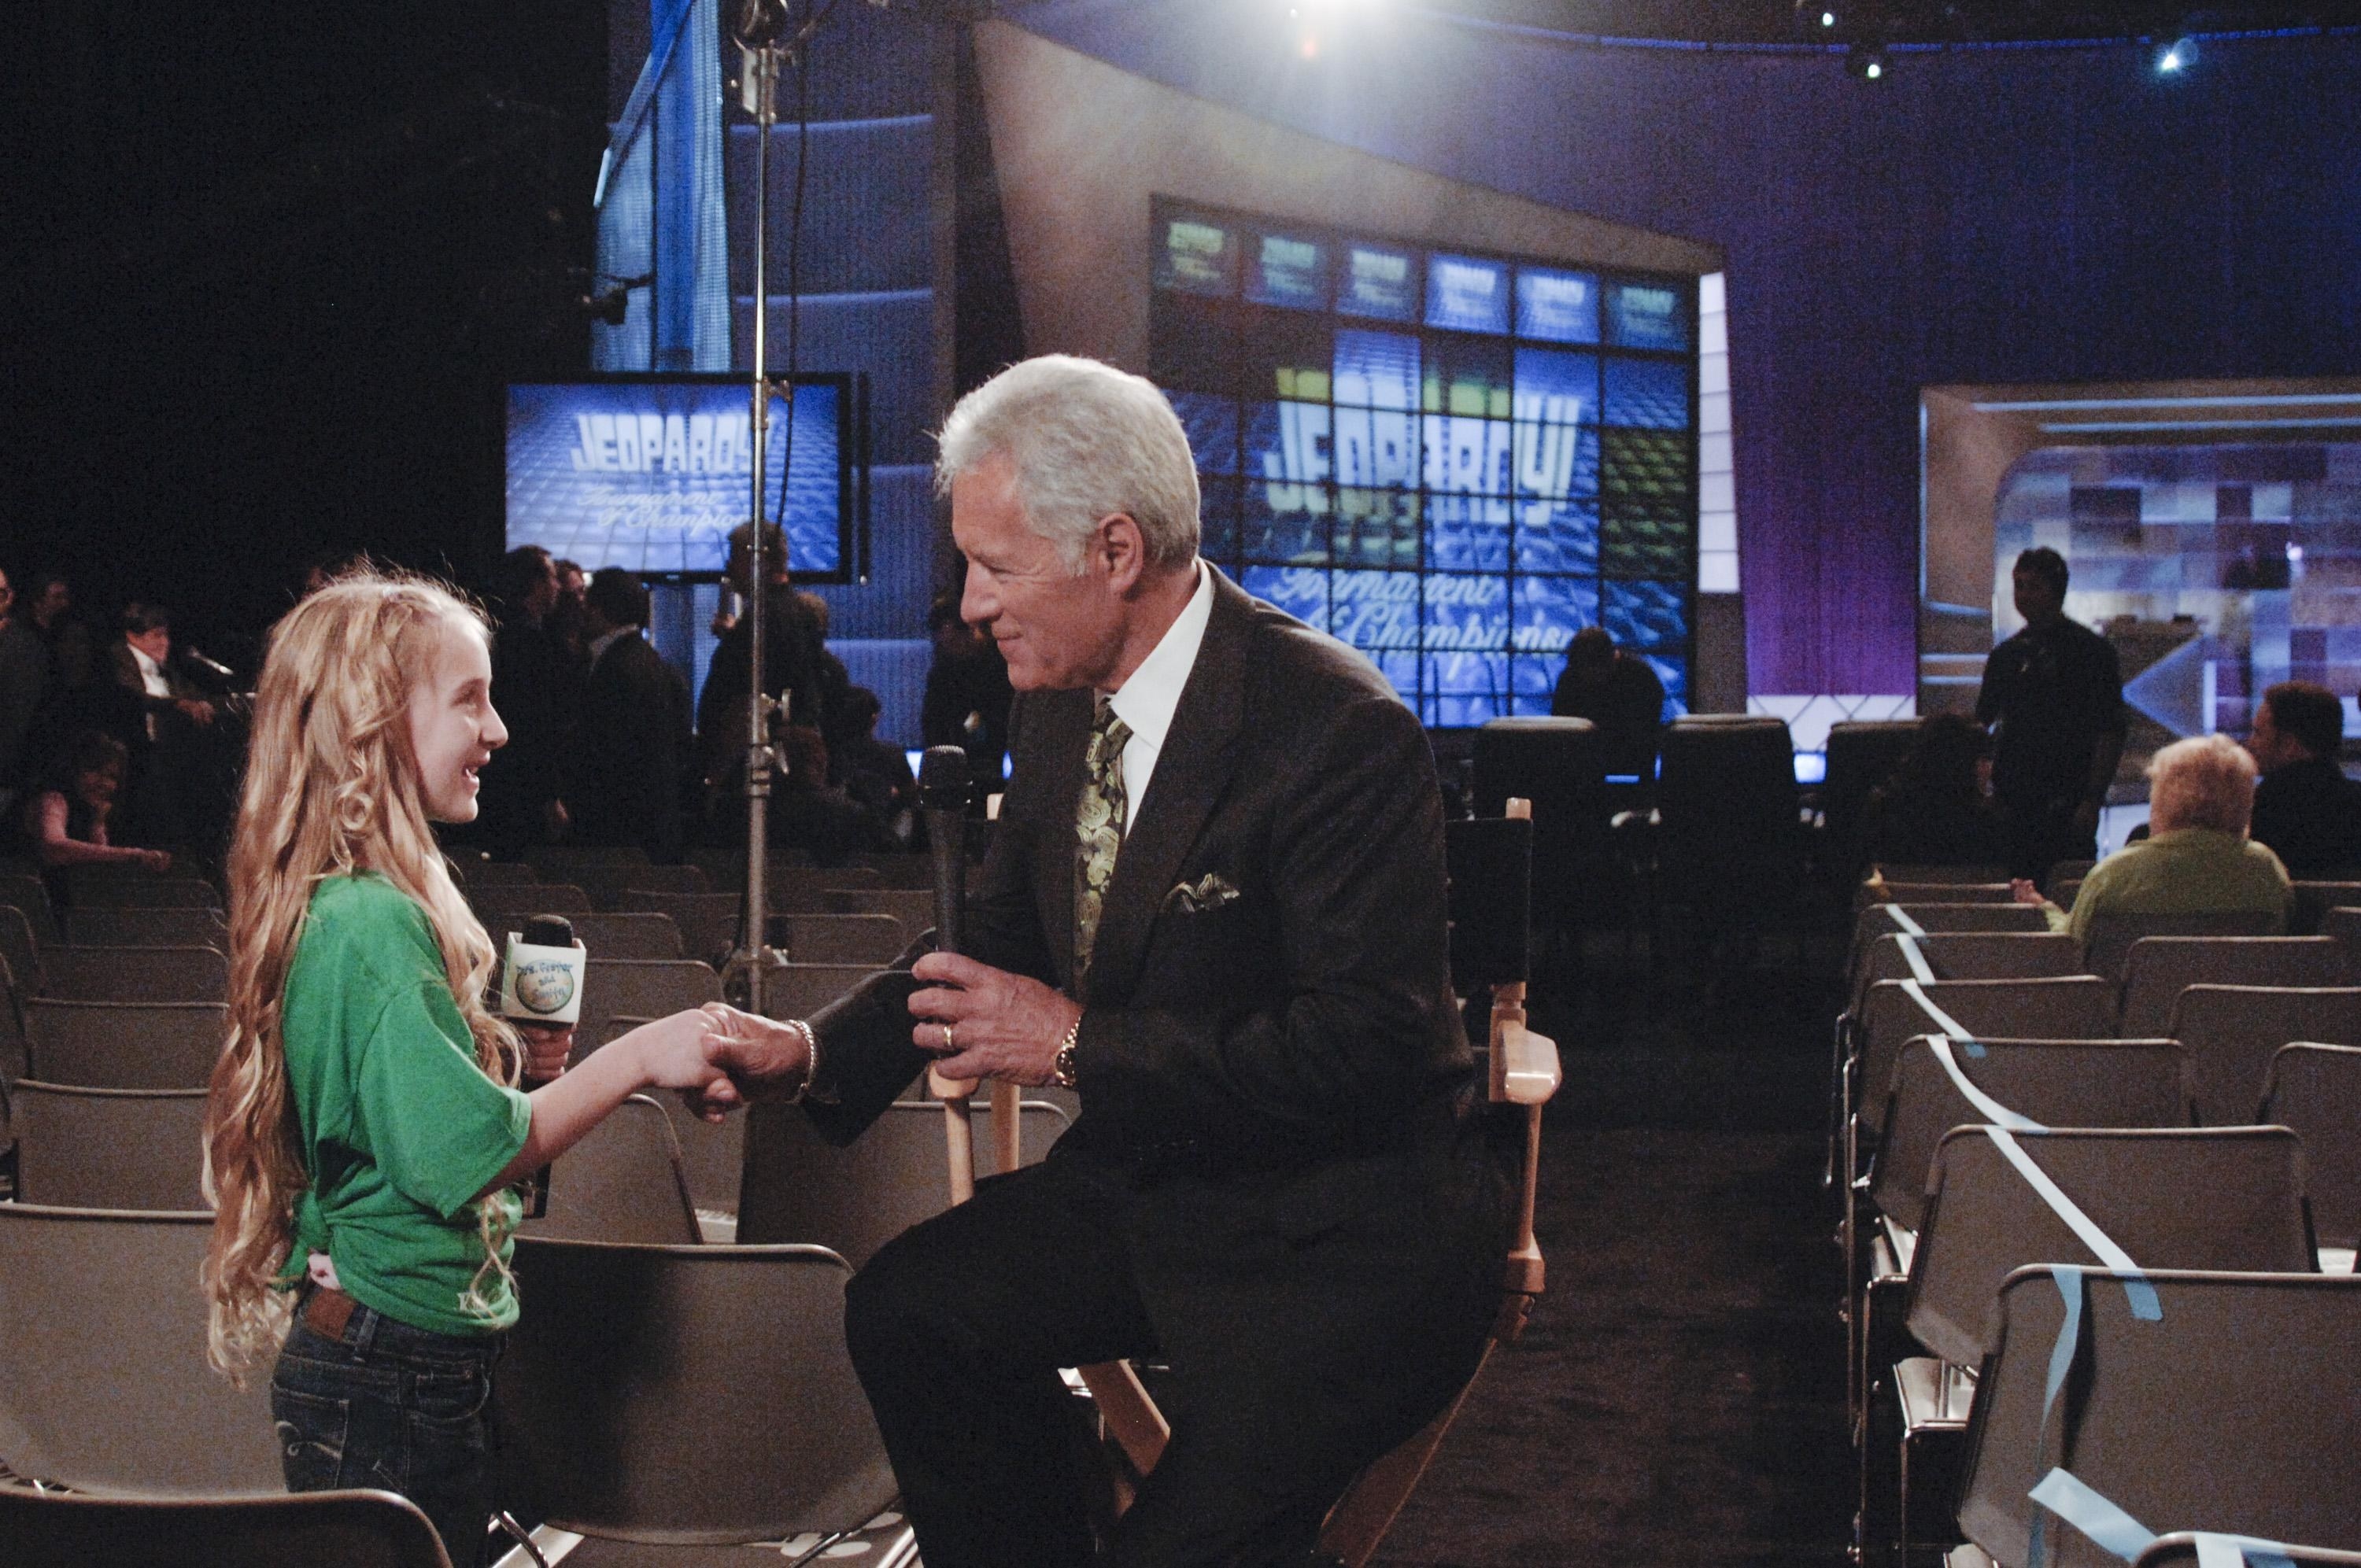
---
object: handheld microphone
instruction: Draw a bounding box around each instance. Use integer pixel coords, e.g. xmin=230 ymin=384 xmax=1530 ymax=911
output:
xmin=179 ymin=645 xmax=238 ymax=683
xmin=501 ymin=913 xmax=585 ymax=1219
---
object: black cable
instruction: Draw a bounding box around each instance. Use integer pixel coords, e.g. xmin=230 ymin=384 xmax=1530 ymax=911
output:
xmin=769 ymin=1 xmax=813 ymax=552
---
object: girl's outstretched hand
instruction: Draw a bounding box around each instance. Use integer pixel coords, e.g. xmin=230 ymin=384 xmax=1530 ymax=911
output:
xmin=626 ymin=1008 xmax=734 ymax=1094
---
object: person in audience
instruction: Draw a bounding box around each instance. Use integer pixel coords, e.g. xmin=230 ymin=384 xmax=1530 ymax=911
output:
xmin=696 ymin=520 xmax=829 ymax=805
xmin=107 ymin=600 xmax=235 ymax=849
xmin=834 ymin=684 xmax=918 ymax=847
xmin=0 ymin=566 xmax=50 ymax=805
xmin=2245 ymin=680 xmax=2361 ymax=877
xmin=198 ymin=570 xmax=733 ymax=1568
xmin=1859 ymin=712 xmax=2004 ymax=868
xmin=797 ymin=588 xmax=857 ymax=773
xmin=473 ymin=546 xmax=573 ymax=858
xmin=1975 ymin=547 xmax=2127 ymax=880
xmin=23 ymin=570 xmax=94 ymax=693
xmin=547 ymin=556 xmax=589 ymax=664
xmin=17 ymin=728 xmax=172 ymax=878
xmin=2012 ymin=732 xmax=2289 ymax=947
xmin=1551 ymin=624 xmax=1665 ymax=778
xmin=685 ymin=355 xmax=1505 ymax=1567
xmin=571 ymin=568 xmax=693 ymax=862
xmin=922 ymin=588 xmax=1014 ymax=797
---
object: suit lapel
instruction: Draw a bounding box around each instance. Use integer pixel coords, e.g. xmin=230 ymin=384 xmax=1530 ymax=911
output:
xmin=1084 ymin=568 xmax=1253 ymax=1005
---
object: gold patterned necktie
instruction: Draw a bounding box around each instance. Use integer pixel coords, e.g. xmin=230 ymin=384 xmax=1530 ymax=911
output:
xmin=1073 ymin=693 xmax=1132 ymax=983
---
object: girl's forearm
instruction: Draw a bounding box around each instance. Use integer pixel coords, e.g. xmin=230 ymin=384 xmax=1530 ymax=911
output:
xmin=472 ymin=1031 xmax=649 ymax=1201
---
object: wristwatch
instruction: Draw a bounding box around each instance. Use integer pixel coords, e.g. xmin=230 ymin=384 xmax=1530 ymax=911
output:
xmin=1054 ymin=1015 xmax=1081 ymax=1090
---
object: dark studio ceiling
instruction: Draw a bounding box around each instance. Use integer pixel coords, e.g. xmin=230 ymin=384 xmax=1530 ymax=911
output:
xmin=1388 ymin=0 xmax=2361 ymax=45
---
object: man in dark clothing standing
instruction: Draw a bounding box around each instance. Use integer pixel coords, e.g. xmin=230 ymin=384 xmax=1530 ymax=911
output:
xmin=922 ymin=591 xmax=1014 ymax=795
xmin=698 ymin=521 xmax=829 ymax=795
xmin=574 ymin=569 xmax=693 ymax=861
xmin=1975 ymin=547 xmax=2127 ymax=880
xmin=476 ymin=546 xmax=573 ymax=859
xmin=1551 ymin=625 xmax=1665 ymax=779
xmin=2246 ymin=681 xmax=2361 ymax=877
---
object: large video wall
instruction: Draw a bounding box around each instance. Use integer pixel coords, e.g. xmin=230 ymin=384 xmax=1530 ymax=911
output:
xmin=1147 ymin=197 xmax=1698 ymax=726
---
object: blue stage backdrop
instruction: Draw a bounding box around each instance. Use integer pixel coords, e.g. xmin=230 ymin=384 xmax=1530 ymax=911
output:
xmin=505 ymin=377 xmax=848 ymax=577
xmin=1003 ymin=2 xmax=2361 ymax=699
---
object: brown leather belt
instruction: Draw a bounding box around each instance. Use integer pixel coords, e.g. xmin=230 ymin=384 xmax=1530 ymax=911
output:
xmin=302 ymin=1283 xmax=360 ymax=1342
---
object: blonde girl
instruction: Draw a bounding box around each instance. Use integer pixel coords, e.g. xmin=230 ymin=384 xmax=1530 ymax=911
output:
xmin=201 ymin=570 xmax=729 ymax=1567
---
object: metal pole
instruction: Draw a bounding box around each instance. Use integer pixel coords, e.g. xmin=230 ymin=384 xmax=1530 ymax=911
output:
xmin=731 ymin=41 xmax=784 ymax=1016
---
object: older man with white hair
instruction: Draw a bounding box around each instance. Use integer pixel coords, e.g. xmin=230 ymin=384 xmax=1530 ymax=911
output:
xmin=2013 ymin=732 xmax=2292 ymax=947
xmin=701 ymin=355 xmax=1504 ymax=1566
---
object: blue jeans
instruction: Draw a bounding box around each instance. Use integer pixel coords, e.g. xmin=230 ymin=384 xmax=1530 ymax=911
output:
xmin=270 ymin=1289 xmax=506 ymax=1568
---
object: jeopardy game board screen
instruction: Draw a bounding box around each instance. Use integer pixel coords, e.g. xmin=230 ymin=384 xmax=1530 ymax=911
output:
xmin=505 ymin=374 xmax=852 ymax=580
xmin=1149 ymin=197 xmax=1699 ymax=728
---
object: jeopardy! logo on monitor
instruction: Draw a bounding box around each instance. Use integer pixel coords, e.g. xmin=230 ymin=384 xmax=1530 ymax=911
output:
xmin=504 ymin=374 xmax=860 ymax=580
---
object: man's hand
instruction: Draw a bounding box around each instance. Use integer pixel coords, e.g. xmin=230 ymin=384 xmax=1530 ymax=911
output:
xmin=677 ymin=1002 xmax=803 ymax=1120
xmin=2009 ymin=877 xmax=2047 ymax=907
xmin=906 ymin=952 xmax=1081 ymax=1089
xmin=176 ymin=697 xmax=216 ymax=728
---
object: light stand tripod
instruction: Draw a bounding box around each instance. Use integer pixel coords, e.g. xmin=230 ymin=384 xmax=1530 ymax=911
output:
xmin=719 ymin=0 xmax=844 ymax=1013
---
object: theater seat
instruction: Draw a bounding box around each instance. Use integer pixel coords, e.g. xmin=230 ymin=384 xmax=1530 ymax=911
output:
xmin=0 ymin=1486 xmax=453 ymax=1568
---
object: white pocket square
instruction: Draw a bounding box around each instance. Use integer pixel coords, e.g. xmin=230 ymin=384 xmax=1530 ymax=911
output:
xmin=1164 ymin=873 xmax=1241 ymax=913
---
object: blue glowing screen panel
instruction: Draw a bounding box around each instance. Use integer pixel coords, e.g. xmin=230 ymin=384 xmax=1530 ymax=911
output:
xmin=1152 ymin=197 xmax=1697 ymax=726
xmin=505 ymin=377 xmax=849 ymax=577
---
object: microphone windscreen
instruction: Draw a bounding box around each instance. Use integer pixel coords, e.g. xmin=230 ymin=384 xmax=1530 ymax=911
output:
xmin=919 ymin=745 xmax=971 ymax=812
xmin=520 ymin=914 xmax=575 ymax=950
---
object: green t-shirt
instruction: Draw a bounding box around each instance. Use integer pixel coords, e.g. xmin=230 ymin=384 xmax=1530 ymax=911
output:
xmin=2059 ymin=828 xmax=2292 ymax=947
xmin=280 ymin=873 xmax=534 ymax=1335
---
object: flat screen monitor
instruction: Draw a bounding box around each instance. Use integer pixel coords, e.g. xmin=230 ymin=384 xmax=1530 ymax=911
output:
xmin=504 ymin=374 xmax=859 ymax=580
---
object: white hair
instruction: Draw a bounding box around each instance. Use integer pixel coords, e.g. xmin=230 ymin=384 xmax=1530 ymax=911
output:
xmin=2148 ymin=732 xmax=2258 ymax=836
xmin=934 ymin=356 xmax=1201 ymax=575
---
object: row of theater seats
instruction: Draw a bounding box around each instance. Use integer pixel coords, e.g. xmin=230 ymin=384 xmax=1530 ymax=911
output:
xmin=1834 ymin=865 xmax=2361 ymax=1566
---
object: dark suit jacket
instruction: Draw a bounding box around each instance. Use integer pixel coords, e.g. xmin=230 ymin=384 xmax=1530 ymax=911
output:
xmin=574 ymin=631 xmax=692 ymax=861
xmin=804 ymin=567 xmax=1500 ymax=1433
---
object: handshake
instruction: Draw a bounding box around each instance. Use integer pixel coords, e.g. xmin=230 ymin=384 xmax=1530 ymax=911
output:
xmin=586 ymin=950 xmax=1090 ymax=1120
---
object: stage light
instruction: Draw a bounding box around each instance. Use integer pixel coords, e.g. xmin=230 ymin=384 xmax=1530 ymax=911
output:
xmin=1846 ymin=42 xmax=1887 ymax=80
xmin=2157 ymin=37 xmax=2196 ymax=72
xmin=1821 ymin=10 xmax=1836 ymax=25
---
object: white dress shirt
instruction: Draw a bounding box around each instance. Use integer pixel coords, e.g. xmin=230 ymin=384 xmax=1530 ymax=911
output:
xmin=130 ymin=642 xmax=172 ymax=699
xmin=1103 ymin=559 xmax=1214 ymax=828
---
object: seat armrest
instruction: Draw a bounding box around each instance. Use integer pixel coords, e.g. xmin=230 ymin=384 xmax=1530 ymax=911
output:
xmin=1496 ymin=1021 xmax=1560 ymax=1106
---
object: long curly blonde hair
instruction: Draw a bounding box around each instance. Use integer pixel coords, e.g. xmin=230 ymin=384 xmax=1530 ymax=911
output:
xmin=201 ymin=569 xmax=523 ymax=1383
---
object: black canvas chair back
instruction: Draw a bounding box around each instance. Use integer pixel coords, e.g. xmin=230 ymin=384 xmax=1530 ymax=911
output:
xmin=2290 ymin=880 xmax=2361 ymax=935
xmin=2167 ymin=984 xmax=2361 ymax=1124
xmin=1868 ymin=1039 xmax=2191 ymax=1235
xmin=0 ymin=870 xmax=65 ymax=946
xmin=1446 ymin=814 xmax=1533 ymax=997
xmin=1849 ymin=931 xmax=2086 ymax=1023
xmin=0 ymin=1201 xmax=283 ymax=1493
xmin=0 ymin=1486 xmax=454 ymax=1568
xmin=1956 ymin=1269 xmax=2361 ymax=1568
xmin=774 ymin=912 xmax=906 ymax=966
xmin=1822 ymin=718 xmax=1923 ymax=870
xmin=571 ymin=861 xmax=708 ymax=910
xmin=2261 ymin=1042 xmax=2361 ymax=1249
xmin=1 ymin=899 xmax=42 ymax=991
xmin=621 ymin=889 xmax=740 ymax=967
xmin=25 ymin=998 xmax=227 ymax=1088
xmin=12 ymin=1080 xmax=208 ymax=1209
xmin=43 ymin=943 xmax=229 ymax=1004
xmin=1860 ymin=880 xmax=2016 ymax=913
xmin=2080 ymin=908 xmax=2283 ymax=982
xmin=1472 ymin=717 xmax=1611 ymax=928
xmin=521 ymin=1093 xmax=702 ymax=1244
xmin=2116 ymin=935 xmax=2346 ymax=1037
xmin=1873 ymin=863 xmax=2013 ymax=885
xmin=759 ymin=863 xmax=887 ymax=917
xmin=847 ymin=850 xmax=935 ymax=887
xmin=566 ymin=910 xmax=685 ymax=961
xmin=737 ymin=1097 xmax=1073 ymax=1264
xmin=1855 ymin=976 xmax=2116 ymax=1147
xmin=1654 ymin=714 xmax=1798 ymax=880
xmin=470 ymin=883 xmax=593 ymax=921
xmin=64 ymin=904 xmax=227 ymax=950
xmin=572 ymin=960 xmax=722 ymax=1064
xmin=497 ymin=1235 xmax=896 ymax=1542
